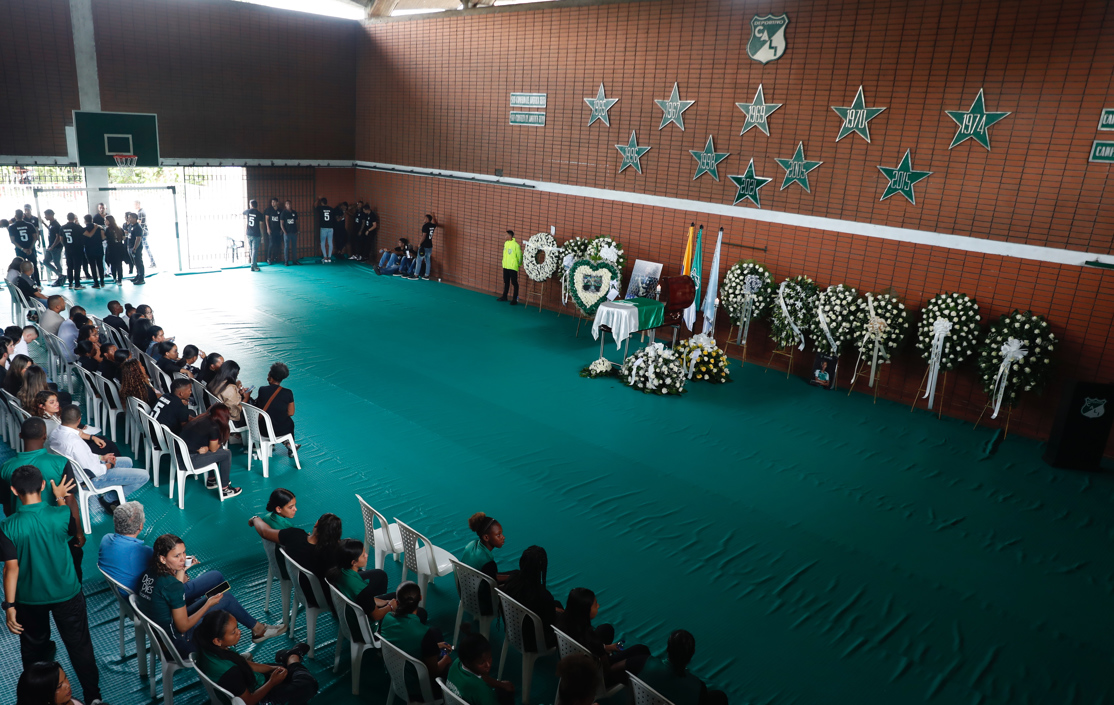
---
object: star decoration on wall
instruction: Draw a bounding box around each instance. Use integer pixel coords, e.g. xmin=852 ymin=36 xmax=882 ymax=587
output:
xmin=584 ymin=83 xmax=619 ymax=127
xmin=877 ymin=149 xmax=933 ymax=204
xmin=774 ymin=142 xmax=823 ymax=192
xmin=735 ymin=85 xmax=782 ymax=136
xmin=945 ymin=89 xmax=1010 ymax=150
xmin=728 ymin=159 xmax=773 ymax=208
xmin=689 ymin=136 xmax=730 ymax=181
xmin=830 ymin=86 xmax=886 ymax=142
xmin=615 ymin=131 xmax=651 ymax=174
xmin=655 ymin=83 xmax=695 ymax=131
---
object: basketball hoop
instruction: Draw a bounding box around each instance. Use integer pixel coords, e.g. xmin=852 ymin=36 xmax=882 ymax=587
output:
xmin=113 ymin=154 xmax=138 ymax=178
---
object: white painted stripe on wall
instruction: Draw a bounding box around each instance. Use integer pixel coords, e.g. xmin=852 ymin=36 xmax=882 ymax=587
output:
xmin=1 ymin=157 xmax=356 ymax=168
xmin=355 ymin=160 xmax=1114 ymax=269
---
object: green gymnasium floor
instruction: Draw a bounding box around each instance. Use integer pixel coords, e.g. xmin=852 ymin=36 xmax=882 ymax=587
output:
xmin=1 ymin=261 xmax=1111 ymax=704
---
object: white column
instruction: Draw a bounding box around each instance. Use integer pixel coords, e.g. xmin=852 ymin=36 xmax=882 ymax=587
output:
xmin=70 ymin=0 xmax=105 ymax=213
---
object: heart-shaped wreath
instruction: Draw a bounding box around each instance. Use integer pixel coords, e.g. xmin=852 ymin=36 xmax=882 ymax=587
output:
xmin=569 ymin=259 xmax=620 ymax=316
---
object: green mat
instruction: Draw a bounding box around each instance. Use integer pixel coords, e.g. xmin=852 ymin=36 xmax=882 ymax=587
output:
xmin=1 ymin=261 xmax=1111 ymax=704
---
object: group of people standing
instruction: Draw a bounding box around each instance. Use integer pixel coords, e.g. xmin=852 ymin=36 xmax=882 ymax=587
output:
xmin=4 ymin=201 xmax=151 ymax=289
xmin=241 ymin=197 xmax=380 ymax=270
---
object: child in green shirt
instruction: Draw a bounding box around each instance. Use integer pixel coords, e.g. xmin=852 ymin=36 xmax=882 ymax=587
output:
xmin=445 ymin=633 xmax=515 ymax=705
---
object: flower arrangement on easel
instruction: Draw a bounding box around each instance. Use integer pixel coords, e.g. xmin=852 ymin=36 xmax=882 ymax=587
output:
xmin=913 ymin=293 xmax=981 ymax=412
xmin=975 ymin=310 xmax=1056 ymax=428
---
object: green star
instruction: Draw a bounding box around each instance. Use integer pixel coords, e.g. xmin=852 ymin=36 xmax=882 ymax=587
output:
xmin=655 ymin=83 xmax=695 ymax=131
xmin=615 ymin=131 xmax=651 ymax=174
xmin=689 ymin=136 xmax=730 ymax=181
xmin=945 ymin=89 xmax=1010 ymax=150
xmin=877 ymin=149 xmax=933 ymax=204
xmin=830 ymin=86 xmax=886 ymax=143
xmin=584 ymin=83 xmax=619 ymax=127
xmin=735 ymin=84 xmax=782 ymax=136
xmin=728 ymin=159 xmax=773 ymax=208
xmin=774 ymin=142 xmax=823 ymax=192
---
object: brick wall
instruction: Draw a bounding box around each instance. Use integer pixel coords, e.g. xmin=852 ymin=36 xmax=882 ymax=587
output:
xmin=0 ymin=0 xmax=80 ymax=156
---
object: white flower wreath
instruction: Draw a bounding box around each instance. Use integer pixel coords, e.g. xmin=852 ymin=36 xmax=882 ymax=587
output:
xmin=523 ymin=232 xmax=559 ymax=282
xmin=620 ymin=342 xmax=688 ymax=395
xmin=915 ymin=293 xmax=981 ymax=371
xmin=675 ymin=334 xmax=731 ymax=383
xmin=722 ymin=260 xmax=775 ymax=320
xmin=769 ymin=275 xmax=818 ymax=350
xmin=587 ymin=236 xmax=627 ymax=272
xmin=976 ymin=310 xmax=1057 ymax=415
xmin=809 ymin=284 xmax=860 ymax=356
xmin=850 ymin=293 xmax=909 ymax=357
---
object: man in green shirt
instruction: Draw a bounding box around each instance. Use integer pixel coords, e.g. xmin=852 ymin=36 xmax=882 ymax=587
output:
xmin=496 ymin=229 xmax=522 ymax=305
xmin=1 ymin=465 xmax=106 ymax=705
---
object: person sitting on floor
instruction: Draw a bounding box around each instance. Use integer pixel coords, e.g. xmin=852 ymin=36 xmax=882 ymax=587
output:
xmin=251 ymin=362 xmax=296 ymax=448
xmin=325 ymin=538 xmax=394 ymax=622
xmin=556 ymin=587 xmax=651 ymax=686
xmin=198 ymin=352 xmax=224 ymax=384
xmin=374 ymin=238 xmax=415 ymax=277
xmin=178 ymin=403 xmax=239 ymax=499
xmin=153 ymin=378 xmax=195 ymax=436
xmin=501 ymin=545 xmax=562 ymax=651
xmin=193 ymin=610 xmax=316 ymax=705
xmin=3 ymin=354 xmax=32 ymax=396
xmin=74 ymin=341 xmax=100 ymax=373
xmin=639 ymin=630 xmax=729 ymax=705
xmin=119 ymin=358 xmax=161 ymax=407
xmin=446 ymin=632 xmax=516 ymax=705
xmin=103 ymin=300 xmax=129 ymax=334
xmin=207 ymin=359 xmax=250 ymax=426
xmin=12 ymin=325 xmax=37 ymax=359
xmin=15 ymin=661 xmax=84 ymax=705
xmin=101 ymin=348 xmax=129 ymax=383
xmin=97 ymin=500 xmax=152 ymax=594
xmin=248 ymin=512 xmax=342 ymax=601
xmin=154 ymin=341 xmax=188 ymax=378
xmin=379 ymin=581 xmax=453 ymax=694
xmin=555 ymin=654 xmax=602 ymax=705
xmin=49 ymin=404 xmax=145 ymax=514
xmin=135 ymin=534 xmax=285 ymax=656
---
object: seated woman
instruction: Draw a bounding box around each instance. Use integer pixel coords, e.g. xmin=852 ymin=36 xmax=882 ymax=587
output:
xmin=194 ymin=610 xmax=316 ymax=705
xmin=248 ymin=512 xmax=341 ymax=605
xmin=134 ymin=534 xmax=285 ymax=657
xmin=74 ymin=340 xmax=100 ymax=373
xmin=144 ymin=326 xmax=166 ymax=357
xmin=181 ymin=344 xmax=202 ymax=377
xmin=198 ymin=352 xmax=224 ymax=384
xmin=119 ymin=358 xmax=161 ymax=407
xmin=178 ymin=403 xmax=239 ymax=499
xmin=5 ymin=257 xmax=23 ymax=287
xmin=129 ymin=316 xmax=153 ymax=350
xmin=502 ymin=546 xmax=562 ymax=652
xmin=251 ymin=362 xmax=296 ymax=446
xmin=76 ymin=323 xmax=99 ymax=349
xmin=31 ymin=389 xmax=120 ymax=456
xmin=101 ymin=347 xmax=130 ymax=383
xmin=259 ymin=487 xmax=298 ymax=530
xmin=379 ymin=581 xmax=453 ymax=695
xmin=461 ymin=512 xmax=513 ymax=583
xmin=556 ymin=588 xmax=651 ymax=686
xmin=447 ymin=633 xmax=516 ymax=705
xmin=639 ymin=630 xmax=729 ymax=705
xmin=3 ymin=353 xmax=32 ymax=396
xmin=154 ymin=340 xmax=188 ymax=378
xmin=15 ymin=661 xmax=83 ymax=705
xmin=326 ymin=538 xmax=393 ymax=622
xmin=18 ymin=364 xmax=73 ymax=410
xmin=98 ymin=341 xmax=118 ymax=373
xmin=207 ymin=359 xmax=250 ymax=426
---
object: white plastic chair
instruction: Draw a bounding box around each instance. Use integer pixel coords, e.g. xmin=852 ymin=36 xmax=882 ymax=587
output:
xmin=59 ymin=454 xmax=126 ymax=535
xmin=395 ymin=518 xmax=455 ymax=607
xmin=126 ymin=396 xmax=152 ymax=458
xmin=164 ymin=428 xmax=223 ymax=509
xmin=381 ymin=636 xmax=442 ymax=705
xmin=0 ymin=393 xmax=12 ymax=445
xmin=449 ymin=558 xmax=498 ymax=643
xmin=71 ymin=364 xmax=103 ymax=430
xmin=242 ymin=402 xmax=301 ymax=477
xmin=205 ymin=389 xmax=248 ymax=444
xmin=129 ymin=594 xmax=195 ymax=705
xmin=437 ymin=677 xmax=469 ymax=705
xmin=261 ymin=536 xmax=293 ymax=628
xmin=90 ymin=372 xmax=123 ymax=442
xmin=553 ymin=626 xmax=625 ymax=700
xmin=280 ymin=547 xmax=331 ymax=658
xmin=355 ymin=494 xmax=403 ymax=570
xmin=140 ymin=352 xmax=164 ymax=393
xmin=630 ymin=673 xmax=677 ymax=705
xmin=1 ymin=391 xmax=29 ymax=450
xmin=189 ymin=377 xmax=210 ymax=415
xmin=495 ymin=587 xmax=557 ymax=704
xmin=97 ymin=567 xmax=148 ymax=678
xmin=329 ymin=583 xmax=380 ymax=695
xmin=43 ymin=332 xmax=74 ymax=392
xmin=191 ymin=653 xmax=249 ymax=705
xmin=139 ymin=412 xmax=172 ymax=487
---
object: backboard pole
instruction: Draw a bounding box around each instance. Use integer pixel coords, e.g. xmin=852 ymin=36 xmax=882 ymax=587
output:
xmin=170 ymin=186 xmax=182 ymax=272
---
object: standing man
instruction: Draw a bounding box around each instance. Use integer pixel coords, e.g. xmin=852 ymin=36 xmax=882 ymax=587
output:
xmin=60 ymin=213 xmax=84 ymax=290
xmin=280 ymin=199 xmax=299 ymax=266
xmin=263 ymin=197 xmax=282 ymax=265
xmin=497 ymin=229 xmax=521 ymax=305
xmin=134 ymin=200 xmax=156 ymax=270
xmin=41 ymin=210 xmax=65 ymax=287
xmin=1 ymin=466 xmax=106 ymax=705
xmin=91 ymin=203 xmax=106 ymax=281
xmin=9 ymin=211 xmax=39 ymax=284
xmin=314 ymin=197 xmax=334 ymax=263
xmin=364 ymin=205 xmax=379 ymax=261
xmin=409 ymin=214 xmax=439 ymax=281
xmin=350 ymin=203 xmax=366 ymax=261
xmin=242 ymin=199 xmax=264 ymax=272
xmin=125 ymin=212 xmax=146 ymax=285
xmin=21 ymin=204 xmax=41 ymax=249
xmin=92 ymin=203 xmax=107 ymax=228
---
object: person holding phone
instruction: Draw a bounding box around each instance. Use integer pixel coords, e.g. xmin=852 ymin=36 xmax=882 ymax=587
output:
xmin=556 ymin=587 xmax=651 ymax=687
xmin=207 ymin=360 xmax=250 ymax=427
xmin=134 ymin=534 xmax=285 ymax=656
xmin=379 ymin=581 xmax=453 ymax=696
xmin=325 ymin=539 xmax=394 ymax=624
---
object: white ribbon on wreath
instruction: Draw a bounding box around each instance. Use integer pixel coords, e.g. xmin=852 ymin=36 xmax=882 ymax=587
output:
xmin=854 ymin=294 xmax=890 ymax=387
xmin=737 ymin=274 xmax=762 ymax=345
xmin=991 ymin=337 xmax=1027 ymax=419
xmin=816 ymin=304 xmax=839 ymax=355
xmin=629 ymin=342 xmax=667 ymax=390
xmin=923 ymin=317 xmax=953 ymax=409
xmin=683 ymin=333 xmax=717 ymax=378
xmin=778 ymin=280 xmax=807 ymax=351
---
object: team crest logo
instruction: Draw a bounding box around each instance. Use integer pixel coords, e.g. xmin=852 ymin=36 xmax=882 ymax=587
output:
xmin=1081 ymin=398 xmax=1107 ymax=418
xmin=748 ymin=14 xmax=789 ymax=64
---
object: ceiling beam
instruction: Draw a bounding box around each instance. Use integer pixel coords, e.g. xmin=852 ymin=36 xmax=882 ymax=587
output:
xmin=367 ymin=0 xmax=402 ymax=16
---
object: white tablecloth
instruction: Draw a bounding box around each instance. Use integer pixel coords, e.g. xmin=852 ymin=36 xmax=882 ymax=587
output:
xmin=592 ymin=301 xmax=639 ymax=349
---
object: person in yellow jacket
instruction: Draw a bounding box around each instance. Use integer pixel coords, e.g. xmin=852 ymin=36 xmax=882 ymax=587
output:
xmin=497 ymin=229 xmax=522 ymax=305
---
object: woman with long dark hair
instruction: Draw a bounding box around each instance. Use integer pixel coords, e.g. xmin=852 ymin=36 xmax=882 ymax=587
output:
xmin=119 ymin=358 xmax=160 ymax=407
xmin=557 ymin=588 xmax=651 ymax=685
xmin=502 ymin=545 xmax=562 ymax=651
xmin=379 ymin=581 xmax=453 ymax=692
xmin=260 ymin=488 xmax=297 ymax=530
xmin=129 ymin=315 xmax=152 ymax=348
xmin=31 ymin=389 xmax=119 ymax=456
xmin=104 ymin=214 xmax=127 ymax=284
xmin=178 ymin=402 xmax=238 ymax=498
xmin=15 ymin=661 xmax=80 ymax=705
xmin=207 ymin=359 xmax=250 ymax=423
xmin=248 ymin=512 xmax=342 ymax=606
xmin=325 ymin=538 xmax=393 ymax=622
xmin=198 ymin=352 xmax=224 ymax=384
xmin=193 ymin=610 xmax=317 ymax=705
xmin=3 ymin=353 xmax=32 ymax=395
xmin=80 ymin=214 xmax=105 ymax=288
xmin=101 ymin=347 xmax=130 ymax=383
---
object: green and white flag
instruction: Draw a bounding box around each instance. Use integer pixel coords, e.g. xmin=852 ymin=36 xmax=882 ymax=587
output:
xmin=700 ymin=228 xmax=723 ymax=335
xmin=683 ymin=225 xmax=703 ymax=330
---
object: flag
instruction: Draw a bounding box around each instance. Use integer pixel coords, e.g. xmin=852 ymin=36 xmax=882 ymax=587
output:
xmin=701 ymin=228 xmax=723 ymax=335
xmin=680 ymin=223 xmax=694 ymax=275
xmin=683 ymin=225 xmax=703 ymax=330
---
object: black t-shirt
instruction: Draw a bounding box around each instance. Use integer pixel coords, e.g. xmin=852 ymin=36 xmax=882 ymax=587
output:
xmin=365 ymin=212 xmax=378 ymax=234
xmin=16 ymin=276 xmax=38 ymax=300
xmin=278 ymin=527 xmax=330 ymax=607
xmin=92 ymin=214 xmax=106 ymax=227
xmin=156 ymin=356 xmax=186 ymax=377
xmin=9 ymin=221 xmax=35 ymax=248
xmin=125 ymin=223 xmax=144 ymax=250
xmin=242 ymin=208 xmax=263 ymax=237
xmin=46 ymin=221 xmax=63 ymax=251
xmin=99 ymin=358 xmax=119 ymax=383
xmin=154 ymin=396 xmax=194 ymax=436
xmin=179 ymin=415 xmax=220 ymax=452
xmin=60 ymin=222 xmax=82 ymax=249
xmin=315 ymin=205 xmax=332 ymax=230
xmin=252 ymin=385 xmax=294 ymax=436
xmin=333 ymin=207 xmax=345 ymax=228
xmin=281 ymin=209 xmax=298 ymax=233
xmin=264 ymin=206 xmax=282 ymax=235
xmin=103 ymin=314 xmax=129 ymax=333
xmin=24 ymin=214 xmax=40 ymax=231
xmin=420 ymin=222 xmax=434 ymax=250
xmin=83 ymin=224 xmax=103 ymax=252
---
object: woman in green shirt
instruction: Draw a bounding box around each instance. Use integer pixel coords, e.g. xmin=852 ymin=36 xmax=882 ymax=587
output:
xmin=194 ymin=609 xmax=318 ymax=705
xmin=326 ymin=538 xmax=394 ymax=624
xmin=260 ymin=488 xmax=298 ymax=530
xmin=461 ymin=512 xmax=515 ymax=616
xmin=379 ymin=582 xmax=453 ymax=696
xmin=445 ymin=632 xmax=515 ymax=705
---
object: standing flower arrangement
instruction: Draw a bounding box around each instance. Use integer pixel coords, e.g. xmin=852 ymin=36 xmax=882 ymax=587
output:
xmin=809 ymin=284 xmax=861 ymax=356
xmin=523 ymin=232 xmax=560 ymax=282
xmin=587 ymin=236 xmax=626 ymax=271
xmin=675 ymin=334 xmax=731 ymax=383
xmin=620 ymin=343 xmax=688 ymax=395
xmin=722 ymin=260 xmax=775 ymax=320
xmin=850 ymin=293 xmax=909 ymax=386
xmin=580 ymin=357 xmax=616 ymax=379
xmin=915 ymin=293 xmax=981 ymax=408
xmin=769 ymin=275 xmax=818 ymax=350
xmin=561 ymin=237 xmax=593 ymax=304
xmin=976 ymin=310 xmax=1056 ymax=418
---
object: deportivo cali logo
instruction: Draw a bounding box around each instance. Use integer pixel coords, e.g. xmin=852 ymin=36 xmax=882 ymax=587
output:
xmin=748 ymin=14 xmax=789 ymax=64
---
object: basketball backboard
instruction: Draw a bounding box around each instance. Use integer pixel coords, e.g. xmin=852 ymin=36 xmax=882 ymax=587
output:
xmin=73 ymin=110 xmax=160 ymax=167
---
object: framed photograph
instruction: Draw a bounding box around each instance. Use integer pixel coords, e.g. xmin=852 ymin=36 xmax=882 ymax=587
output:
xmin=625 ymin=259 xmax=663 ymax=299
xmin=810 ymin=353 xmax=838 ymax=390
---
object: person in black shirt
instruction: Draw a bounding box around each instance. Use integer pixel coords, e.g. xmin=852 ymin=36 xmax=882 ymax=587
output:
xmin=80 ymin=215 xmax=105 ymax=288
xmin=280 ymin=201 xmax=299 ymax=266
xmin=154 ymin=341 xmax=189 ymax=378
xmin=103 ymin=215 xmax=128 ymax=284
xmin=179 ymin=403 xmax=239 ymax=498
xmin=101 ymin=348 xmax=130 ymax=384
xmin=248 ymin=512 xmax=341 ymax=606
xmin=15 ymin=261 xmax=47 ymax=303
xmin=8 ymin=211 xmax=39 ymax=285
xmin=103 ymin=300 xmax=129 ymax=334
xmin=263 ymin=198 xmax=282 ymax=265
xmin=251 ymin=362 xmax=296 ymax=441
xmin=314 ymin=197 xmax=334 ymax=263
xmin=60 ymin=214 xmax=84 ymax=290
xmin=92 ymin=203 xmax=106 ymax=228
xmin=125 ymin=212 xmax=146 ymax=284
xmin=41 ymin=210 xmax=65 ymax=287
xmin=154 ymin=378 xmax=195 ymax=436
xmin=242 ymin=200 xmax=264 ymax=272
xmin=409 ymin=214 xmax=438 ymax=281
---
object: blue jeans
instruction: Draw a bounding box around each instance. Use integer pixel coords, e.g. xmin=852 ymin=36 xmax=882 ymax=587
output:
xmin=284 ymin=232 xmax=298 ymax=263
xmin=43 ymin=249 xmax=63 ymax=279
xmin=172 ymin=570 xmax=258 ymax=655
xmin=248 ymin=235 xmax=261 ymax=267
xmin=381 ymin=253 xmax=407 ymax=276
xmin=320 ymin=228 xmax=333 ymax=258
xmin=412 ymin=247 xmax=430 ymax=278
xmin=91 ymin=458 xmax=147 ymax=504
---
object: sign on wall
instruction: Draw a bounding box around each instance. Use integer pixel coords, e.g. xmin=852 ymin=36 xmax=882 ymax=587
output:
xmin=747 ymin=14 xmax=789 ymax=64
xmin=616 ymin=131 xmax=651 ymax=174
xmin=510 ymin=93 xmax=547 ymax=108
xmin=775 ymin=142 xmax=822 ymax=193
xmin=1090 ymin=141 xmax=1114 ymax=164
xmin=729 ymin=159 xmax=772 ymax=208
xmin=510 ymin=93 xmax=546 ymax=126
xmin=1099 ymin=109 xmax=1114 ymax=131
xmin=945 ymin=89 xmax=1010 ymax=150
xmin=736 ymin=85 xmax=782 ymax=136
xmin=655 ymin=83 xmax=695 ymax=131
xmin=690 ymin=136 xmax=730 ymax=181
xmin=510 ymin=112 xmax=546 ymax=127
xmin=584 ymin=84 xmax=619 ymax=127
xmin=831 ymin=86 xmax=885 ymax=143
xmin=877 ymin=150 xmax=933 ymax=204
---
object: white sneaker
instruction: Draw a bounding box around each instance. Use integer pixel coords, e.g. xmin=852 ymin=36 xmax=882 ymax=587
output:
xmin=252 ymin=622 xmax=288 ymax=643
